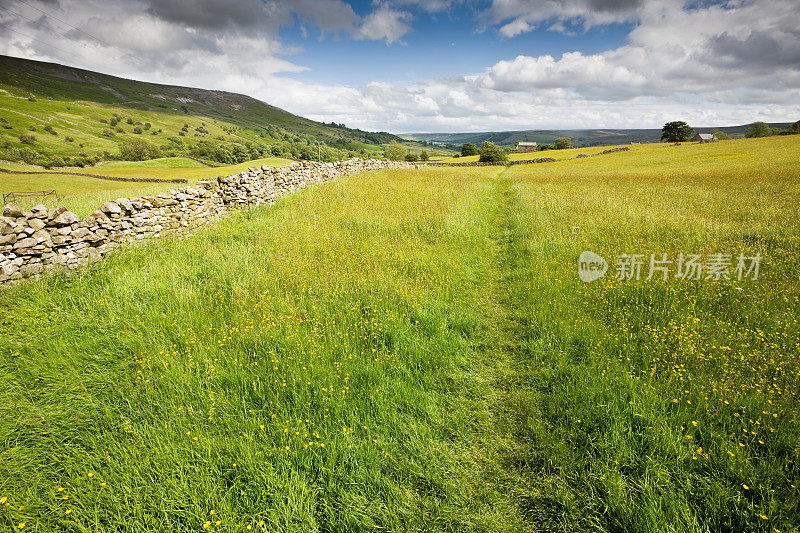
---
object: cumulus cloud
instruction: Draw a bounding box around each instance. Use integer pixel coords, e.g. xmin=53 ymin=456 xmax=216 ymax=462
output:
xmin=389 ymin=0 xmax=464 ymax=13
xmin=487 ymin=0 xmax=646 ymax=36
xmin=0 ymin=0 xmax=798 ymax=133
xmin=353 ymin=6 xmax=413 ymax=44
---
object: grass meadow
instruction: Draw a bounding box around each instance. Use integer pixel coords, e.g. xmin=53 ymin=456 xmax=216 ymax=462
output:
xmin=0 ymin=157 xmax=293 ymax=217
xmin=1 ymin=136 xmax=798 ymax=531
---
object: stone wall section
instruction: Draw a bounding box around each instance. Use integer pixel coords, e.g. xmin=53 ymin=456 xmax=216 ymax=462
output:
xmin=1 ymin=159 xmax=417 ymax=284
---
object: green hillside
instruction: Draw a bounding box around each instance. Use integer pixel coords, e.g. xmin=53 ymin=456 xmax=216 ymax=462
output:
xmin=0 ymin=55 xmax=402 ymax=167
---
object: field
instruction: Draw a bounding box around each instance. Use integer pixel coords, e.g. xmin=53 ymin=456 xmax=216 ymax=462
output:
xmin=436 ymin=137 xmax=782 ymax=163
xmin=1 ymin=136 xmax=799 ymax=531
xmin=0 ymin=157 xmax=294 ymax=217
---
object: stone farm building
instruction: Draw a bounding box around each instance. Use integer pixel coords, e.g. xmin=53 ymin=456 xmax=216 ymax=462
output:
xmin=515 ymin=141 xmax=538 ymax=152
xmin=692 ymin=133 xmax=718 ymax=143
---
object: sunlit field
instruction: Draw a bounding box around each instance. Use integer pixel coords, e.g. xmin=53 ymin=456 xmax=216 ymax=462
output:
xmin=438 ymin=135 xmax=795 ymax=164
xmin=1 ymin=135 xmax=798 ymax=531
xmin=0 ymin=156 xmax=293 ymax=216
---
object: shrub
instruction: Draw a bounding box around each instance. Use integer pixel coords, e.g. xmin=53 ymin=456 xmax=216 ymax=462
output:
xmin=116 ymin=127 xmax=124 ymax=133
xmin=744 ymin=121 xmax=772 ymax=138
xmin=554 ymin=137 xmax=572 ymax=149
xmin=710 ymin=129 xmax=731 ymax=140
xmin=27 ymin=95 xmax=36 ymax=102
xmin=64 ymin=136 xmax=74 ymax=142
xmin=461 ymin=143 xmax=479 ymax=156
xmin=19 ymin=147 xmax=38 ymax=164
xmin=405 ymin=153 xmax=419 ymax=162
xmin=43 ymin=125 xmax=57 ymax=135
xmin=133 ymin=126 xmax=143 ymax=134
xmin=19 ymin=133 xmax=36 ymax=145
xmin=29 ymin=125 xmax=37 ymax=131
xmin=143 ymin=122 xmax=151 ymax=130
xmin=384 ymin=141 xmax=407 ymax=161
xmin=126 ymin=118 xmax=134 ymax=125
xmin=119 ymin=138 xmax=161 ymax=161
xmin=478 ymin=141 xmax=508 ymax=163
xmin=103 ymin=129 xmax=114 ymax=137
xmin=190 ymin=141 xmax=235 ymax=164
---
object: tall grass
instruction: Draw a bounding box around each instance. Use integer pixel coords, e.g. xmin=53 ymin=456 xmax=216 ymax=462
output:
xmin=1 ymin=135 xmax=799 ymax=531
xmin=0 ymin=157 xmax=293 ymax=216
xmin=1 ymin=166 xmax=530 ymax=531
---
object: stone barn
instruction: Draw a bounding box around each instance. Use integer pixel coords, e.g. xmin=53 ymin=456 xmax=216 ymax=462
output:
xmin=515 ymin=141 xmax=538 ymax=152
xmin=692 ymin=133 xmax=718 ymax=143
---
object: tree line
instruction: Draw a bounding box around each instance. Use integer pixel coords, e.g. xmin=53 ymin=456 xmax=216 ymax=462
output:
xmin=661 ymin=120 xmax=800 ymax=142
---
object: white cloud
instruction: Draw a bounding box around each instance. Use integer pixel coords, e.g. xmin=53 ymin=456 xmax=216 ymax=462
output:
xmin=0 ymin=0 xmax=798 ymax=134
xmin=486 ymin=0 xmax=646 ymax=35
xmin=353 ymin=7 xmax=413 ymax=44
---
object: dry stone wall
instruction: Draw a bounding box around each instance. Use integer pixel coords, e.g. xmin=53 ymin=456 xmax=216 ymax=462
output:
xmin=428 ymin=146 xmax=631 ymax=167
xmin=1 ymin=158 xmax=418 ymax=284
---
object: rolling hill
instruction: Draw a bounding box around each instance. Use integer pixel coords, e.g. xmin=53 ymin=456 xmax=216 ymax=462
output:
xmin=401 ymin=123 xmax=794 ymax=148
xmin=0 ymin=54 xmax=402 ymax=166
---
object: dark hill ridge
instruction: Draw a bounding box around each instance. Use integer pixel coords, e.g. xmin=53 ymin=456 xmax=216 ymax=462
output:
xmin=0 ymin=54 xmax=401 ymax=145
xmin=401 ymin=123 xmax=793 ymax=148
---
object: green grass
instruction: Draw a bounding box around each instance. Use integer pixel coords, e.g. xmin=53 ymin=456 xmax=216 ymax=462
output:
xmin=0 ymin=56 xmax=396 ymax=164
xmin=438 ymin=139 xmax=747 ymax=163
xmin=97 ymin=157 xmax=211 ymax=169
xmin=1 ymin=135 xmax=799 ymax=531
xmin=0 ymin=156 xmax=294 ymax=216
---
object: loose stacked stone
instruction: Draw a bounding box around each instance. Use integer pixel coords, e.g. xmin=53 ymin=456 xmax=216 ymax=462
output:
xmin=0 ymin=158 xmax=419 ymax=283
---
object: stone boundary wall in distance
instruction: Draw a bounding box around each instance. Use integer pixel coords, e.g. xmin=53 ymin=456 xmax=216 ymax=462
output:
xmin=1 ymin=159 xmax=418 ymax=284
xmin=0 ymin=167 xmax=188 ymax=184
xmin=428 ymin=145 xmax=630 ymax=167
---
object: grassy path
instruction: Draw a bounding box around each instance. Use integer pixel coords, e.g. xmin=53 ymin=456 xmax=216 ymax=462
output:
xmin=1 ymin=151 xmax=799 ymax=531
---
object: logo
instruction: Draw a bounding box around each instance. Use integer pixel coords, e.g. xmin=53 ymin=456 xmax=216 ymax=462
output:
xmin=577 ymin=251 xmax=761 ymax=283
xmin=578 ymin=251 xmax=608 ymax=282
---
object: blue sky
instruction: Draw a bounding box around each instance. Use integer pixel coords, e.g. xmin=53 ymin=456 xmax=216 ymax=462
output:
xmin=281 ymin=4 xmax=634 ymax=87
xmin=1 ymin=0 xmax=798 ymax=132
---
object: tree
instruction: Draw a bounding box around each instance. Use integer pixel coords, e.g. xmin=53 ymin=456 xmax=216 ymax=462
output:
xmin=384 ymin=141 xmax=407 ymax=161
xmin=461 ymin=143 xmax=479 ymax=156
xmin=710 ymin=129 xmax=731 ymax=140
xmin=419 ymin=150 xmax=430 ymax=161
xmin=789 ymin=120 xmax=800 ymax=133
xmin=405 ymin=153 xmax=419 ymax=162
xmin=744 ymin=121 xmax=772 ymax=138
xmin=478 ymin=141 xmax=508 ymax=163
xmin=661 ymin=121 xmax=693 ymax=142
xmin=119 ymin=138 xmax=160 ymax=161
xmin=554 ymin=137 xmax=572 ymax=149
